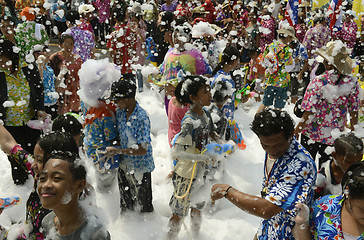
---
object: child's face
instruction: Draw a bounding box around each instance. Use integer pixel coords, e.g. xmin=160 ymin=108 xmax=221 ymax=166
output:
xmin=115 ymin=98 xmax=133 ymax=109
xmin=334 ymin=152 xmax=363 ymax=172
xmin=61 ymin=38 xmax=74 ymax=53
xmin=192 ymin=84 xmax=212 ymax=107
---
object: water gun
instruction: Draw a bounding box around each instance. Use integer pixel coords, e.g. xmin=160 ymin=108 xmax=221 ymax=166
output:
xmin=228 ymin=119 xmax=246 ymax=150
xmin=27 ymin=117 xmax=53 ymax=134
xmin=95 ymin=148 xmax=120 ymax=170
xmin=235 ymin=78 xmax=256 ymax=104
xmin=202 ymin=143 xmax=234 ymax=155
xmin=145 ymin=37 xmax=157 ymax=67
xmin=0 ymin=197 xmax=20 ymax=209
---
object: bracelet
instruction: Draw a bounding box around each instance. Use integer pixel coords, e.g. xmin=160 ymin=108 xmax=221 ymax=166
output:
xmin=223 ymin=186 xmax=233 ymax=197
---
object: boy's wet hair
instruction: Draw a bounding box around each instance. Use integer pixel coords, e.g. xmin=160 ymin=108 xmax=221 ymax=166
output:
xmin=59 ymin=34 xmax=74 ymax=45
xmin=111 ymin=1 xmax=127 ymax=23
xmin=38 ymin=131 xmax=79 ymax=165
xmin=65 ymin=10 xmax=80 ymax=25
xmin=53 ymin=113 xmax=83 ymax=137
xmin=211 ymin=80 xmax=230 ymax=103
xmin=175 ymin=75 xmax=209 ymax=105
xmin=335 ymin=133 xmax=364 ymax=156
xmin=110 ymin=78 xmax=137 ymax=100
xmin=251 ymin=109 xmax=295 ymax=140
xmin=48 ymin=151 xmax=86 ymax=181
xmin=341 ymin=161 xmax=364 ymax=199
xmin=212 ymin=45 xmax=240 ymax=76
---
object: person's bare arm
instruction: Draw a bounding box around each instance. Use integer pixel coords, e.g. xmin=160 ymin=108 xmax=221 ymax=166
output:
xmin=349 ymin=110 xmax=358 ymax=131
xmin=292 ymin=203 xmax=312 ymax=240
xmin=211 ymin=184 xmax=283 ymax=220
xmin=0 ymin=124 xmax=18 ymax=154
xmin=294 ymin=111 xmax=313 ymax=139
xmin=106 ymin=143 xmax=147 ymax=156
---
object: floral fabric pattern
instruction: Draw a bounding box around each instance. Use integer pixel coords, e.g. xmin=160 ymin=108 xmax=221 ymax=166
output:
xmin=259 ymin=15 xmax=275 ymax=51
xmin=301 ymin=71 xmax=360 ymax=145
xmin=64 ymin=26 xmax=95 ymax=62
xmin=335 ymin=20 xmax=358 ymax=50
xmin=42 ymin=65 xmax=57 ymax=106
xmin=310 ymin=194 xmax=364 ymax=240
xmin=116 ymin=102 xmax=154 ymax=173
xmin=95 ymin=0 xmax=110 ymax=23
xmin=256 ymin=138 xmax=317 ymax=240
xmin=302 ymin=24 xmax=331 ymax=58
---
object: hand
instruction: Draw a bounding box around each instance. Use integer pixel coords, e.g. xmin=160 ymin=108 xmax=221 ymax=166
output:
xmin=294 ymin=203 xmax=310 ymax=225
xmin=37 ymin=111 xmax=49 ymax=121
xmin=211 ymin=184 xmax=231 ymax=203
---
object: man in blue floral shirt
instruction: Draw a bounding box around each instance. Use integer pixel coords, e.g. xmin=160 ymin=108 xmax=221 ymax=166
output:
xmin=211 ymin=109 xmax=317 ymax=239
xmin=107 ymin=79 xmax=154 ymax=213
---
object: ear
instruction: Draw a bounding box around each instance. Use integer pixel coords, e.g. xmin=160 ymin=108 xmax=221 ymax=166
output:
xmin=332 ymin=151 xmax=338 ymax=160
xmin=73 ymin=179 xmax=86 ymax=195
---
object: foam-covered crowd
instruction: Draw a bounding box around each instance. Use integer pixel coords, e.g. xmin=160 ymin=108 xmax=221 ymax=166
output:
xmin=0 ymin=0 xmax=363 ymax=239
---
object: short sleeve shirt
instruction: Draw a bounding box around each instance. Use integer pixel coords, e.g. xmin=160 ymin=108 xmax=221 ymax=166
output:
xmin=256 ymin=138 xmax=317 ymax=240
xmin=301 ymin=71 xmax=360 ymax=145
xmin=309 ymin=195 xmax=364 ymax=240
xmin=303 ymin=24 xmax=331 ymax=58
xmin=42 ymin=65 xmax=57 ymax=106
xmin=65 ymin=26 xmax=95 ymax=63
xmin=335 ymin=20 xmax=358 ymax=50
xmin=116 ymin=102 xmax=154 ymax=173
xmin=211 ymin=70 xmax=235 ymax=120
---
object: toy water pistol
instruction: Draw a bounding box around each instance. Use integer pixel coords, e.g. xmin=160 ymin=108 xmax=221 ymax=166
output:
xmin=228 ymin=119 xmax=246 ymax=150
xmin=0 ymin=197 xmax=20 ymax=209
xmin=202 ymin=143 xmax=234 ymax=155
xmin=235 ymin=78 xmax=256 ymax=103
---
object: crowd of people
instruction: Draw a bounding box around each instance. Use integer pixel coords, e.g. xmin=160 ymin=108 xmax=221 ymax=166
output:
xmin=0 ymin=0 xmax=363 ymax=238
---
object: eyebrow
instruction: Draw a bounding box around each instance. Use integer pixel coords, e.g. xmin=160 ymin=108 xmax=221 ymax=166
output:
xmin=39 ymin=171 xmax=66 ymax=177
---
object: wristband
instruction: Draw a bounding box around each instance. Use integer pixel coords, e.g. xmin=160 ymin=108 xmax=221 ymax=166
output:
xmin=223 ymin=186 xmax=233 ymax=197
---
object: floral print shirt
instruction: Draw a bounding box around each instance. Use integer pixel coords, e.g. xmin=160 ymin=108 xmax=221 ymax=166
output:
xmin=4 ymin=68 xmax=35 ymax=126
xmin=263 ymin=41 xmax=293 ymax=88
xmin=42 ymin=65 xmax=57 ymax=106
xmin=259 ymin=15 xmax=275 ymax=51
xmin=256 ymin=138 xmax=317 ymax=240
xmin=310 ymin=194 xmax=364 ymax=240
xmin=64 ymin=26 xmax=95 ymax=63
xmin=95 ymin=0 xmax=110 ymax=23
xmin=301 ymin=71 xmax=360 ymax=145
xmin=116 ymin=102 xmax=154 ymax=173
xmin=335 ymin=20 xmax=358 ymax=50
xmin=303 ymin=24 xmax=331 ymax=59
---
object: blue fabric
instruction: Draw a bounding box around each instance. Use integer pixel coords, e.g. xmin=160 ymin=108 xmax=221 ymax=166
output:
xmin=51 ymin=3 xmax=67 ymax=22
xmin=310 ymin=195 xmax=364 ymax=240
xmin=211 ymin=70 xmax=235 ymax=120
xmin=116 ymin=102 xmax=155 ymax=173
xmin=257 ymin=138 xmax=317 ymax=240
xmin=262 ymin=85 xmax=289 ymax=108
xmin=42 ymin=65 xmax=57 ymax=106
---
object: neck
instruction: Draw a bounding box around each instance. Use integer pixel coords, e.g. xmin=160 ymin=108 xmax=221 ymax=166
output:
xmin=222 ymin=64 xmax=233 ymax=73
xmin=330 ymin=161 xmax=345 ymax=183
xmin=53 ymin=202 xmax=84 ymax=234
xmin=190 ymin=104 xmax=204 ymax=116
xmin=342 ymin=200 xmax=364 ymax=235
xmin=126 ymin=100 xmax=137 ymax=118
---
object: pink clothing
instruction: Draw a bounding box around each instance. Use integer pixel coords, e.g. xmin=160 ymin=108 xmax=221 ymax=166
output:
xmin=95 ymin=0 xmax=111 ymax=23
xmin=259 ymin=15 xmax=275 ymax=51
xmin=295 ymin=23 xmax=307 ymax=43
xmin=79 ymin=19 xmax=94 ymax=37
xmin=127 ymin=20 xmax=147 ymax=66
xmin=167 ymin=97 xmax=189 ymax=147
xmin=335 ymin=20 xmax=358 ymax=50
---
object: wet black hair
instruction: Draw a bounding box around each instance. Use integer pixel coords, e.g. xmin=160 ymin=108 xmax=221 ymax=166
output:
xmin=0 ymin=39 xmax=19 ymax=73
xmin=52 ymin=113 xmax=83 ymax=137
xmin=111 ymin=1 xmax=127 ymax=23
xmin=341 ymin=161 xmax=364 ymax=199
xmin=65 ymin=10 xmax=80 ymax=25
xmin=37 ymin=131 xmax=79 ymax=163
xmin=335 ymin=133 xmax=364 ymax=156
xmin=211 ymin=80 xmax=230 ymax=103
xmin=110 ymin=78 xmax=137 ymax=100
xmin=212 ymin=46 xmax=240 ymax=76
xmin=246 ymin=46 xmax=261 ymax=57
xmin=160 ymin=11 xmax=174 ymax=28
xmin=175 ymin=75 xmax=209 ymax=105
xmin=251 ymin=109 xmax=295 ymax=140
xmin=59 ymin=34 xmax=74 ymax=45
xmin=47 ymin=151 xmax=87 ymax=181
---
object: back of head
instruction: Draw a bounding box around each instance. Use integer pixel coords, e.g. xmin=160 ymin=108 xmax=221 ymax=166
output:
xmin=0 ymin=39 xmax=19 ymax=72
xmin=175 ymin=75 xmax=209 ymax=105
xmin=111 ymin=78 xmax=137 ymax=100
xmin=335 ymin=133 xmax=364 ymax=156
xmin=161 ymin=11 xmax=174 ymax=27
xmin=52 ymin=113 xmax=83 ymax=138
xmin=65 ymin=10 xmax=80 ymax=25
xmin=37 ymin=131 xmax=79 ymax=162
xmin=111 ymin=1 xmax=127 ymax=23
xmin=251 ymin=109 xmax=295 ymax=139
xmin=213 ymin=45 xmax=240 ymax=75
xmin=211 ymin=80 xmax=232 ymax=103
xmin=341 ymin=161 xmax=364 ymax=199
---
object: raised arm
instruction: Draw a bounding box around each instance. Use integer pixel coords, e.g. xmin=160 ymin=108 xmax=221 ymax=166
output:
xmin=0 ymin=124 xmax=17 ymax=154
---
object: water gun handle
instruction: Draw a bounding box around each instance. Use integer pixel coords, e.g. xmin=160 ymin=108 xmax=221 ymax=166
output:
xmin=0 ymin=197 xmax=20 ymax=209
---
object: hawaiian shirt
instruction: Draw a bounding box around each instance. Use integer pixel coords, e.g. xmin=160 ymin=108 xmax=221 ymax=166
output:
xmin=295 ymin=23 xmax=308 ymax=43
xmin=335 ymin=20 xmax=358 ymax=50
xmin=107 ymin=23 xmax=137 ymax=74
xmin=159 ymin=48 xmax=212 ymax=87
xmin=259 ymin=15 xmax=275 ymax=51
xmin=15 ymin=21 xmax=49 ymax=59
xmin=4 ymin=67 xmax=35 ymax=126
xmin=51 ymin=3 xmax=66 ymax=22
xmin=83 ymin=102 xmax=118 ymax=163
xmin=292 ymin=42 xmax=309 ymax=72
xmin=95 ymin=0 xmax=110 ymax=23
xmin=42 ymin=65 xmax=57 ymax=106
xmin=301 ymin=71 xmax=360 ymax=145
xmin=116 ymin=102 xmax=154 ymax=173
xmin=302 ymin=24 xmax=331 ymax=59
xmin=256 ymin=138 xmax=317 ymax=240
xmin=263 ymin=41 xmax=293 ymax=88
xmin=175 ymin=3 xmax=191 ymax=19
xmin=211 ymin=70 xmax=235 ymax=120
xmin=64 ymin=26 xmax=95 ymax=63
xmin=310 ymin=195 xmax=364 ymax=240
xmin=15 ymin=0 xmax=31 ymax=11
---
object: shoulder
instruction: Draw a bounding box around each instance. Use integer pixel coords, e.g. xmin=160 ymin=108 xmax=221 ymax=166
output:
xmin=83 ymin=215 xmax=110 ymax=240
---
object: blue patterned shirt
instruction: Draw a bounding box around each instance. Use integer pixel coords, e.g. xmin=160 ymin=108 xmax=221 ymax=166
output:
xmin=310 ymin=195 xmax=364 ymax=240
xmin=116 ymin=102 xmax=154 ymax=173
xmin=257 ymin=138 xmax=317 ymax=240
xmin=211 ymin=70 xmax=235 ymax=120
xmin=42 ymin=65 xmax=57 ymax=106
